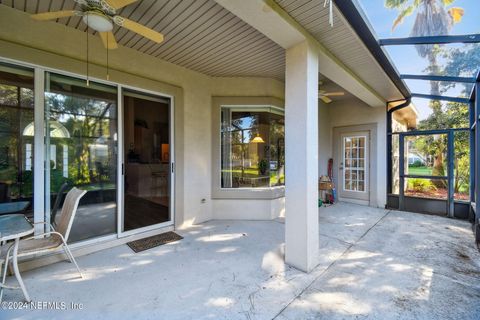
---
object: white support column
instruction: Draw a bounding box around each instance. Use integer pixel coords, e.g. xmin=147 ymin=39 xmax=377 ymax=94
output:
xmin=285 ymin=40 xmax=319 ymax=272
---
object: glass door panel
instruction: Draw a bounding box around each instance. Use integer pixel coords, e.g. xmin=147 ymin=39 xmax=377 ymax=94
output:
xmin=122 ymin=90 xmax=172 ymax=232
xmin=45 ymin=73 xmax=118 ymax=242
xmin=0 ymin=63 xmax=34 ymax=216
xmin=403 ymin=134 xmax=448 ymax=200
xmin=343 ymin=135 xmax=367 ymax=192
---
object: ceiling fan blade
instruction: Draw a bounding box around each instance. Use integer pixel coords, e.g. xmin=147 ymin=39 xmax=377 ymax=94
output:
xmin=99 ymin=32 xmax=118 ymax=50
xmin=323 ymin=92 xmax=345 ymax=96
xmin=31 ymin=10 xmax=78 ymax=21
xmin=114 ymin=16 xmax=164 ymax=43
xmin=320 ymin=96 xmax=332 ymax=104
xmin=105 ymin=0 xmax=138 ymax=10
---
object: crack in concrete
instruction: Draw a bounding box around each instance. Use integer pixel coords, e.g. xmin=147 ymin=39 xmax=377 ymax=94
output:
xmin=318 ymin=232 xmax=355 ymax=246
xmin=271 ymin=209 xmax=392 ymax=320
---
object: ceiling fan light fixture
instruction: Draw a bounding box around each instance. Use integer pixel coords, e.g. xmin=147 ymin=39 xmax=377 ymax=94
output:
xmin=83 ymin=12 xmax=113 ymax=32
xmin=251 ymin=134 xmax=265 ymax=144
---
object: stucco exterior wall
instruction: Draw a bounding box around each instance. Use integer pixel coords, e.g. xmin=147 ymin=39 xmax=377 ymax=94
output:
xmin=317 ymin=98 xmax=387 ymax=208
xmin=0 ymin=5 xmax=389 ymax=225
xmin=318 ymin=100 xmax=332 ymax=176
xmin=0 ymin=6 xmax=284 ymax=228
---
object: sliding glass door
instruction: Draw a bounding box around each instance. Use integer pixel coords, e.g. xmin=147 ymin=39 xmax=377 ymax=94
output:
xmin=1 ymin=59 xmax=175 ymax=243
xmin=44 ymin=73 xmax=118 ymax=242
xmin=121 ymin=89 xmax=173 ymax=233
xmin=0 ymin=63 xmax=34 ymax=215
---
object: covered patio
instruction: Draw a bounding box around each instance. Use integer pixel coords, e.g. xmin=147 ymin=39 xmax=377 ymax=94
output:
xmin=2 ymin=203 xmax=479 ymax=319
xmin=0 ymin=0 xmax=479 ymax=317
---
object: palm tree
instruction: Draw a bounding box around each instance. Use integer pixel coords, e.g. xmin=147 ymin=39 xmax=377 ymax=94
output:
xmin=387 ymin=0 xmax=464 ymax=94
xmin=386 ymin=0 xmax=464 ymax=183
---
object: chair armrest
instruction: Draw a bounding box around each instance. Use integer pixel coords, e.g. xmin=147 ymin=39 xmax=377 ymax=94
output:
xmin=21 ymin=231 xmax=65 ymax=242
xmin=2 ymin=231 xmax=66 ymax=257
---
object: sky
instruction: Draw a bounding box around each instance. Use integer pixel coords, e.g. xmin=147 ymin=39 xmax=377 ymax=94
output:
xmin=355 ymin=0 xmax=480 ymax=120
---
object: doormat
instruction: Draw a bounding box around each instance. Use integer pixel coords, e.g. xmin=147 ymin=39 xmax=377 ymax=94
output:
xmin=127 ymin=232 xmax=183 ymax=253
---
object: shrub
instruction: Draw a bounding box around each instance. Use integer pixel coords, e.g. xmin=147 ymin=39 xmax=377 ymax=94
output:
xmin=410 ymin=160 xmax=424 ymax=167
xmin=407 ymin=178 xmax=437 ymax=192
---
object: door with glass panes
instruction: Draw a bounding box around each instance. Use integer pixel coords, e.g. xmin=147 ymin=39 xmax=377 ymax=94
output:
xmin=338 ymin=132 xmax=369 ymax=202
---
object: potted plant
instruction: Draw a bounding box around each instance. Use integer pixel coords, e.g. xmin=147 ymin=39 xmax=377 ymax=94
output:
xmin=258 ymin=159 xmax=268 ymax=176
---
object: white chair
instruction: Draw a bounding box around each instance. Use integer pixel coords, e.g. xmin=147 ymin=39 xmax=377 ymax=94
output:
xmin=1 ymin=187 xmax=87 ymax=301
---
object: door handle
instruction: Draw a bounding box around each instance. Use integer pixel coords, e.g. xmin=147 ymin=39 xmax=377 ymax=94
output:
xmin=340 ymin=167 xmax=343 ymax=170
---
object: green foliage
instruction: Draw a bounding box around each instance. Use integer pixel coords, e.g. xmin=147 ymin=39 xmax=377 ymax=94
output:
xmin=385 ymin=0 xmax=411 ymax=9
xmin=411 ymin=101 xmax=470 ymax=192
xmin=407 ymin=166 xmax=433 ymax=176
xmin=442 ymin=0 xmax=456 ymax=6
xmin=391 ymin=5 xmax=414 ymax=30
xmin=410 ymin=160 xmax=424 ymax=167
xmin=258 ymin=159 xmax=268 ymax=175
xmin=408 ymin=178 xmax=437 ymax=193
xmin=385 ymin=0 xmax=460 ymax=32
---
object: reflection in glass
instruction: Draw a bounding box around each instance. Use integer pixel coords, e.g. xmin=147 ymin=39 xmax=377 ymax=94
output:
xmin=45 ymin=73 xmax=117 ymax=242
xmin=221 ymin=107 xmax=284 ymax=188
xmin=404 ymin=79 xmax=473 ymax=98
xmin=123 ymin=91 xmax=171 ymax=232
xmin=0 ymin=63 xmax=34 ymax=215
xmin=384 ymin=43 xmax=480 ymax=78
xmin=357 ymin=1 xmax=479 ymax=39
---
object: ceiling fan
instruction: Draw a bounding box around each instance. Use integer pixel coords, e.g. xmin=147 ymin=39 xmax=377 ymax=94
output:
xmin=31 ymin=0 xmax=164 ymax=50
xmin=319 ymin=90 xmax=344 ymax=104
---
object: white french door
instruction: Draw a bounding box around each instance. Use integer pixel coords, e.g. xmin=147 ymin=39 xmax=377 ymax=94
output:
xmin=338 ymin=132 xmax=369 ymax=203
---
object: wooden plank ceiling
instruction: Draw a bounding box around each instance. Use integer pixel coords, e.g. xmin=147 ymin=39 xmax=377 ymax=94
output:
xmin=0 ymin=0 xmax=285 ymax=80
xmin=275 ymin=0 xmax=403 ymax=101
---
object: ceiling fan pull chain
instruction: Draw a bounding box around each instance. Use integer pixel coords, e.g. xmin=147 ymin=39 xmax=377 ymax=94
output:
xmin=106 ymin=32 xmax=110 ymax=81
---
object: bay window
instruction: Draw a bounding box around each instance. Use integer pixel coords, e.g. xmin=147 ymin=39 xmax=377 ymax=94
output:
xmin=221 ymin=106 xmax=285 ymax=189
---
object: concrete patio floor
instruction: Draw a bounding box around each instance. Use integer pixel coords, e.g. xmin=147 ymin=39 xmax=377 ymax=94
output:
xmin=2 ymin=203 xmax=479 ymax=319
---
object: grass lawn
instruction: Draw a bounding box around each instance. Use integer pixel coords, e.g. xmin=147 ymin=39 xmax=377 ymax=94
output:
xmin=222 ymin=168 xmax=284 ymax=185
xmin=407 ymin=166 xmax=433 ymax=176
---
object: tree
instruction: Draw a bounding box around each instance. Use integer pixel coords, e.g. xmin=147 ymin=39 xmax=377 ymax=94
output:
xmin=442 ymin=44 xmax=480 ymax=94
xmin=386 ymin=0 xmax=464 ymax=186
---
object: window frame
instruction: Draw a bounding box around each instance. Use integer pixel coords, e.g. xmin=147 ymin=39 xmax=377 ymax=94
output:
xmin=0 ymin=56 xmax=177 ymax=243
xmin=212 ymin=97 xmax=285 ymax=200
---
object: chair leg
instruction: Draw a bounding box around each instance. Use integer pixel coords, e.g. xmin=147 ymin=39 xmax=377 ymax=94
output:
xmin=62 ymin=242 xmax=83 ymax=279
xmin=12 ymin=239 xmax=30 ymax=302
xmin=0 ymin=246 xmax=13 ymax=303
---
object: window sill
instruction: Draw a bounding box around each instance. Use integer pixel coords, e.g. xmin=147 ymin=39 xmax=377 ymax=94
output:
xmin=212 ymin=186 xmax=285 ymax=200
